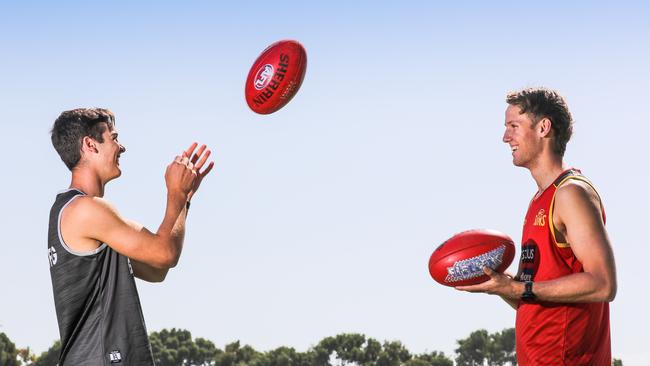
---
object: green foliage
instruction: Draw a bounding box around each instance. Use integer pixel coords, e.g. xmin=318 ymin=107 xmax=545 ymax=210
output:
xmin=407 ymin=351 xmax=454 ymax=366
xmin=0 ymin=332 xmax=20 ymax=366
xmin=486 ymin=328 xmax=516 ymax=365
xmin=32 ymin=341 xmax=61 ymax=366
xmin=214 ymin=340 xmax=262 ymax=366
xmin=315 ymin=333 xmax=387 ymax=366
xmin=171 ymin=331 xmax=454 ymax=366
xmin=20 ymin=326 xmax=624 ymax=366
xmin=149 ymin=328 xmax=217 ymax=366
xmin=251 ymin=346 xmax=312 ymax=366
xmin=376 ymin=340 xmax=411 ymax=366
xmin=455 ymin=329 xmax=489 ymax=366
xmin=17 ymin=348 xmax=36 ymax=365
xmin=455 ymin=328 xmax=516 ymax=366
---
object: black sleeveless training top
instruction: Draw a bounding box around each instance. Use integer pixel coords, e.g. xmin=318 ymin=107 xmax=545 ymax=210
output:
xmin=48 ymin=189 xmax=155 ymax=365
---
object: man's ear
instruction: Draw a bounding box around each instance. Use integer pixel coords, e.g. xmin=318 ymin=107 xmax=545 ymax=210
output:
xmin=538 ymin=117 xmax=553 ymax=138
xmin=81 ymin=136 xmax=98 ymax=154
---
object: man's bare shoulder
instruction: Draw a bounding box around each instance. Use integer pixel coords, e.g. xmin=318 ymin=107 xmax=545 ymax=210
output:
xmin=555 ymin=179 xmax=600 ymax=208
xmin=63 ymin=196 xmax=121 ymax=228
xmin=67 ymin=195 xmax=116 ymax=212
xmin=553 ymin=178 xmax=604 ymax=231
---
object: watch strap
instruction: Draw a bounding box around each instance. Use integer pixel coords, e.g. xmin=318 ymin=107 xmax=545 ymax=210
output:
xmin=521 ymin=280 xmax=535 ymax=301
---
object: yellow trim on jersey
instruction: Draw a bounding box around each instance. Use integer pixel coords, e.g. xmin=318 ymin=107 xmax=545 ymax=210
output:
xmin=549 ymin=175 xmax=603 ymax=249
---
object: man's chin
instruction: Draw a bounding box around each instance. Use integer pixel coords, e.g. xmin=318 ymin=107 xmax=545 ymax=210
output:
xmin=513 ymin=160 xmax=531 ymax=169
xmin=109 ymin=169 xmax=122 ymax=181
xmin=512 ymin=158 xmax=525 ymax=167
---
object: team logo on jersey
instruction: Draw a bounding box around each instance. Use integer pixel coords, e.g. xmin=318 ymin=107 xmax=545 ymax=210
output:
xmin=48 ymin=247 xmax=57 ymax=267
xmin=534 ymin=209 xmax=547 ymax=226
xmin=109 ymin=350 xmax=122 ymax=363
xmin=517 ymin=239 xmax=540 ymax=282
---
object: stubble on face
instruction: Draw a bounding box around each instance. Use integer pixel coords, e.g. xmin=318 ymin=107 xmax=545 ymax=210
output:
xmin=504 ymin=105 xmax=539 ymax=168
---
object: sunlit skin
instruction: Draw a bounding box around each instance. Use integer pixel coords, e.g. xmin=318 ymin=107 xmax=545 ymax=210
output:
xmin=70 ymin=125 xmax=126 ymax=197
xmin=503 ymin=105 xmax=545 ymax=169
xmin=454 ymin=104 xmax=616 ymax=308
xmin=60 ymin=122 xmax=215 ymax=282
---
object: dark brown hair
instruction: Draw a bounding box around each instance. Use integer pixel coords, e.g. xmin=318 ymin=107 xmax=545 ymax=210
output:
xmin=506 ymin=87 xmax=573 ymax=157
xmin=51 ymin=108 xmax=115 ymax=170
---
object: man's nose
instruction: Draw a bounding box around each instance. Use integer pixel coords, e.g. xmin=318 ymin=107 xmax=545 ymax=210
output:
xmin=119 ymin=144 xmax=126 ymax=153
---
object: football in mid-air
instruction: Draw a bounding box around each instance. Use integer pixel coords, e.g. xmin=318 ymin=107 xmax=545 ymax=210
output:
xmin=428 ymin=229 xmax=515 ymax=287
xmin=245 ymin=39 xmax=307 ymax=114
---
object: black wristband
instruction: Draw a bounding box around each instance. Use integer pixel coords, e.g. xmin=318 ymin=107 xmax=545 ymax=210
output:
xmin=521 ymin=280 xmax=535 ymax=301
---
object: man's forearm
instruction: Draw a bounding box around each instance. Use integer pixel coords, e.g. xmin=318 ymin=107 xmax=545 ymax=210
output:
xmin=154 ymin=192 xmax=188 ymax=268
xmin=532 ymin=272 xmax=615 ymax=303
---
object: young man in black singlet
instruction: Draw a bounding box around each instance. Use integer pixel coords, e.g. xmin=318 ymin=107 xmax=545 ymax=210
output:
xmin=48 ymin=108 xmax=214 ymax=365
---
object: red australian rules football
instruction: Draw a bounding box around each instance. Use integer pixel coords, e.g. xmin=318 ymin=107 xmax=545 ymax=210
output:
xmin=428 ymin=229 xmax=515 ymax=287
xmin=245 ymin=40 xmax=307 ymax=114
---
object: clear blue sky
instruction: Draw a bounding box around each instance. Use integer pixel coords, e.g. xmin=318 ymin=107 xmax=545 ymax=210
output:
xmin=1 ymin=1 xmax=649 ymax=364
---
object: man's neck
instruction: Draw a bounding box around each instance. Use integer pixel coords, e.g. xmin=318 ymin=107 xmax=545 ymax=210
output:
xmin=528 ymin=154 xmax=569 ymax=194
xmin=70 ymin=168 xmax=105 ymax=197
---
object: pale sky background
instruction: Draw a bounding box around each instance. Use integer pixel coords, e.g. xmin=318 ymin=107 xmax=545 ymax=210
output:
xmin=1 ymin=1 xmax=649 ymax=364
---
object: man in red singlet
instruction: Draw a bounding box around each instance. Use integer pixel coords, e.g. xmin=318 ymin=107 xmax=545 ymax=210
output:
xmin=457 ymin=88 xmax=617 ymax=365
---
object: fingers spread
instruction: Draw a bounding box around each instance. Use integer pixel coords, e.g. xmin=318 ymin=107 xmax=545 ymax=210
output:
xmin=191 ymin=144 xmax=207 ymax=165
xmin=200 ymin=161 xmax=215 ymax=177
xmin=194 ymin=149 xmax=211 ymax=171
xmin=177 ymin=142 xmax=214 ymax=178
xmin=184 ymin=142 xmax=199 ymax=158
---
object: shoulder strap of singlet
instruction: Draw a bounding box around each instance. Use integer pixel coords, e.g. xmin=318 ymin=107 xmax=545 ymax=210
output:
xmin=53 ymin=189 xmax=108 ymax=256
xmin=551 ymin=169 xmax=581 ymax=188
xmin=549 ymin=169 xmax=604 ymax=248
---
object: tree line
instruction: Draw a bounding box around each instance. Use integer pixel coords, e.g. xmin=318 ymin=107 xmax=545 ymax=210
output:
xmin=0 ymin=329 xmax=623 ymax=366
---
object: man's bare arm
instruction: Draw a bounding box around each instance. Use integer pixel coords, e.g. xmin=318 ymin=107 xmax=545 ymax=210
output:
xmin=69 ymin=192 xmax=188 ymax=270
xmin=62 ymin=144 xmax=213 ymax=282
xmin=530 ymin=181 xmax=616 ymax=302
xmin=456 ymin=181 xmax=617 ymax=304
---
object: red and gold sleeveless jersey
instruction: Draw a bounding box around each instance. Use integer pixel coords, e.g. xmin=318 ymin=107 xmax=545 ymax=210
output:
xmin=515 ymin=169 xmax=611 ymax=366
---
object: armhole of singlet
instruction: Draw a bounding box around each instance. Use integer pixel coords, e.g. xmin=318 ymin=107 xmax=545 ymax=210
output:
xmin=58 ymin=194 xmax=108 ymax=256
xmin=549 ymin=175 xmax=604 ymax=248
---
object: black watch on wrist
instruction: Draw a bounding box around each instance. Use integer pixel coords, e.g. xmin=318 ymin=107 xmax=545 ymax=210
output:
xmin=521 ymin=280 xmax=536 ymax=301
